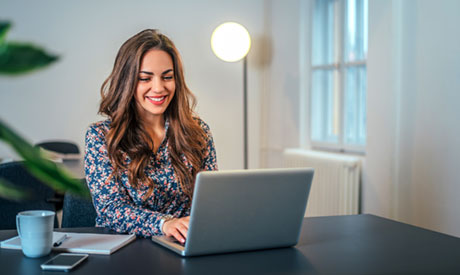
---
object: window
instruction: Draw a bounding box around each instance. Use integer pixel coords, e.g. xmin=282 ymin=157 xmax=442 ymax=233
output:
xmin=310 ymin=0 xmax=368 ymax=152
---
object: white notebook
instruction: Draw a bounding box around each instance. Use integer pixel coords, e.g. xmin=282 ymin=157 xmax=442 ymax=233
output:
xmin=0 ymin=232 xmax=136 ymax=255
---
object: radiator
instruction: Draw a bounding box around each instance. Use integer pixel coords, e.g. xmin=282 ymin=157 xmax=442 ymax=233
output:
xmin=283 ymin=149 xmax=361 ymax=217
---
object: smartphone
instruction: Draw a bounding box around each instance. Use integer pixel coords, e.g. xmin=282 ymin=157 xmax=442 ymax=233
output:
xmin=40 ymin=253 xmax=89 ymax=271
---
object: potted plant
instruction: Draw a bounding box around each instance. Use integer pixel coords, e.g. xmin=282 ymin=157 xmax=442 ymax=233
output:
xmin=0 ymin=21 xmax=89 ymax=200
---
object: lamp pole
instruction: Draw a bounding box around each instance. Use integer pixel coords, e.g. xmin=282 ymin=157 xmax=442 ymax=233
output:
xmin=243 ymin=56 xmax=248 ymax=169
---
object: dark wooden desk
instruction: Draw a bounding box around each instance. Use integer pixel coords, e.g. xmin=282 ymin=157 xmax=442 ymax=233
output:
xmin=1 ymin=214 xmax=460 ymax=274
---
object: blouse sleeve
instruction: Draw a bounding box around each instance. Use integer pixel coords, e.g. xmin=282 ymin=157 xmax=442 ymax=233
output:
xmin=84 ymin=124 xmax=170 ymax=237
xmin=199 ymin=120 xmax=218 ymax=171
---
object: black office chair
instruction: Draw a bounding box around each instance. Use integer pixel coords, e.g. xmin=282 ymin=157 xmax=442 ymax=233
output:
xmin=35 ymin=141 xmax=80 ymax=155
xmin=0 ymin=161 xmax=58 ymax=229
xmin=35 ymin=140 xmax=81 ymax=212
xmin=61 ymin=180 xmax=97 ymax=228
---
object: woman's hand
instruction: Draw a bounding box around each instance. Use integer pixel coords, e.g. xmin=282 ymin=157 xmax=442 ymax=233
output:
xmin=162 ymin=216 xmax=190 ymax=244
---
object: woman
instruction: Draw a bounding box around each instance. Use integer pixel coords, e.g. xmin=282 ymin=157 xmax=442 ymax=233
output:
xmin=84 ymin=29 xmax=218 ymax=243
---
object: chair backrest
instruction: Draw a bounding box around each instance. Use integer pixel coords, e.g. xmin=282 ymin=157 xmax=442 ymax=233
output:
xmin=0 ymin=161 xmax=58 ymax=229
xmin=61 ymin=180 xmax=97 ymax=228
xmin=35 ymin=141 xmax=80 ymax=155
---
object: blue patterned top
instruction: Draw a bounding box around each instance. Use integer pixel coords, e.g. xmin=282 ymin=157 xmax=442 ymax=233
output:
xmin=84 ymin=118 xmax=218 ymax=237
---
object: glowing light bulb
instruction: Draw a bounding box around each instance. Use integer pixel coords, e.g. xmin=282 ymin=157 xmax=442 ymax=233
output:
xmin=211 ymin=22 xmax=251 ymax=62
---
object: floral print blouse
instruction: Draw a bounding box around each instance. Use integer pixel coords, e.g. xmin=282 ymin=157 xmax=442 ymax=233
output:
xmin=84 ymin=118 xmax=218 ymax=237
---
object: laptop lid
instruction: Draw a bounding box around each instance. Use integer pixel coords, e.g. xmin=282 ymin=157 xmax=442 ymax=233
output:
xmin=152 ymin=168 xmax=314 ymax=256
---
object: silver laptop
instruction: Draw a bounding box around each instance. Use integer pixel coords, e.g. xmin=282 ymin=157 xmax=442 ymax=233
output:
xmin=151 ymin=168 xmax=314 ymax=257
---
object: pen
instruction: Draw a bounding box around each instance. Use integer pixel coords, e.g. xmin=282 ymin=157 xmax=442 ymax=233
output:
xmin=53 ymin=234 xmax=68 ymax=247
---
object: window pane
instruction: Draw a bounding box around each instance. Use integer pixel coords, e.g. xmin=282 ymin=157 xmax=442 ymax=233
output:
xmin=344 ymin=66 xmax=366 ymax=145
xmin=312 ymin=0 xmax=336 ymax=65
xmin=344 ymin=0 xmax=368 ymax=62
xmin=311 ymin=70 xmax=339 ymax=143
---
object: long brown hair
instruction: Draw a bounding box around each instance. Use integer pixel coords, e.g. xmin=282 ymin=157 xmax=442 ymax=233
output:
xmin=99 ymin=29 xmax=207 ymax=198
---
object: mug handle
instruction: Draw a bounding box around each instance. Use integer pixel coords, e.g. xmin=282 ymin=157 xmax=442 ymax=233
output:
xmin=16 ymin=215 xmax=22 ymax=238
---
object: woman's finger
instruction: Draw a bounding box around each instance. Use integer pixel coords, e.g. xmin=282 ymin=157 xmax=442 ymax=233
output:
xmin=172 ymin=228 xmax=186 ymax=243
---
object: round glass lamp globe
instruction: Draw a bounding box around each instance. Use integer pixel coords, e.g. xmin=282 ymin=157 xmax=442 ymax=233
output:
xmin=211 ymin=22 xmax=251 ymax=62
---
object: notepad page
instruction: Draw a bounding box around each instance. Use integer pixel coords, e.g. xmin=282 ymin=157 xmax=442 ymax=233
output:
xmin=55 ymin=232 xmax=136 ymax=255
xmin=1 ymin=232 xmax=136 ymax=255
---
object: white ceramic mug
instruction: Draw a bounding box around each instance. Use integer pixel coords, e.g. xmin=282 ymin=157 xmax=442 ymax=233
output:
xmin=16 ymin=210 xmax=55 ymax=258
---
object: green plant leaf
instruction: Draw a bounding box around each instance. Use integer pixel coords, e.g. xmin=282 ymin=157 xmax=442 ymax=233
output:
xmin=0 ymin=42 xmax=59 ymax=75
xmin=0 ymin=21 xmax=11 ymax=43
xmin=0 ymin=177 xmax=32 ymax=201
xmin=0 ymin=119 xmax=90 ymax=198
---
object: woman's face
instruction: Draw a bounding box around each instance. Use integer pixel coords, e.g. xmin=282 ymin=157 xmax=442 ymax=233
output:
xmin=134 ymin=49 xmax=175 ymax=122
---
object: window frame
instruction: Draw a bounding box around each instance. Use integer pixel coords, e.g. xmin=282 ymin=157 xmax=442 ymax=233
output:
xmin=309 ymin=0 xmax=367 ymax=154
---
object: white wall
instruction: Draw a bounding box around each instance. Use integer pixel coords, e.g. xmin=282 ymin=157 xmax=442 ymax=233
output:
xmin=0 ymin=0 xmax=265 ymax=170
xmin=366 ymin=0 xmax=460 ymax=236
xmin=407 ymin=0 xmax=460 ymax=235
xmin=260 ymin=0 xmax=303 ymax=168
xmin=364 ymin=0 xmax=402 ymax=220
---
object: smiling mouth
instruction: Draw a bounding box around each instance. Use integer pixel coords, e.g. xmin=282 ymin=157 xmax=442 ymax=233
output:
xmin=146 ymin=96 xmax=167 ymax=105
xmin=148 ymin=96 xmax=165 ymax=102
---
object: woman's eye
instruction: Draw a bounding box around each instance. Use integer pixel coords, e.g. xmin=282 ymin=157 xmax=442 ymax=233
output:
xmin=138 ymin=78 xmax=150 ymax=82
xmin=163 ymin=76 xmax=173 ymax=80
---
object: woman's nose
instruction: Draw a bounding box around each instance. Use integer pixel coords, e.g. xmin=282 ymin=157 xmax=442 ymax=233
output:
xmin=151 ymin=77 xmax=164 ymax=93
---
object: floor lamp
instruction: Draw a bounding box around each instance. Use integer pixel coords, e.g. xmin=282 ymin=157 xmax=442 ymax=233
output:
xmin=211 ymin=22 xmax=251 ymax=169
